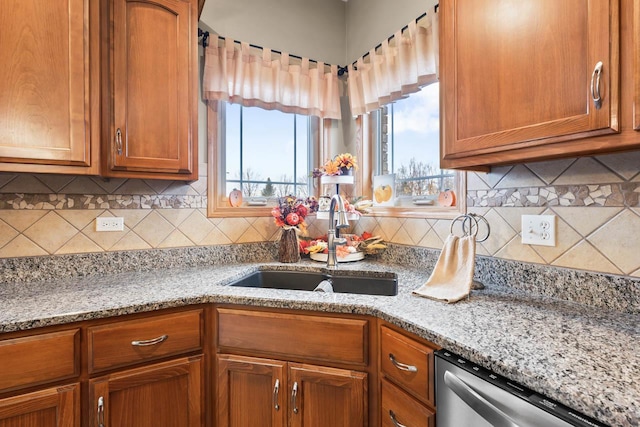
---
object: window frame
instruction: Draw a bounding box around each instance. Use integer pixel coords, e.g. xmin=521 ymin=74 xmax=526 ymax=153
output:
xmin=207 ymin=101 xmax=323 ymax=217
xmin=355 ymin=107 xmax=466 ymax=220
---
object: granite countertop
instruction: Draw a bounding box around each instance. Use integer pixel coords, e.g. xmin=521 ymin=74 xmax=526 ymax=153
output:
xmin=0 ymin=259 xmax=638 ymax=426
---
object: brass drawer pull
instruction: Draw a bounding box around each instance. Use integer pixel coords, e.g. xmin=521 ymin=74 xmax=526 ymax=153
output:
xmin=131 ymin=334 xmax=168 ymax=347
xmin=389 ymin=410 xmax=408 ymax=427
xmin=389 ymin=353 xmax=418 ymax=373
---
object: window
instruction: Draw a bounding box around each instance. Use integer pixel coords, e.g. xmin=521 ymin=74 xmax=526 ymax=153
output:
xmin=208 ymin=102 xmax=319 ymax=216
xmin=368 ymin=83 xmax=465 ymax=217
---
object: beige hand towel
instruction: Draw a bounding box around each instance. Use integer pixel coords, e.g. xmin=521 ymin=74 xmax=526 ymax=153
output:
xmin=413 ymin=234 xmax=476 ymax=303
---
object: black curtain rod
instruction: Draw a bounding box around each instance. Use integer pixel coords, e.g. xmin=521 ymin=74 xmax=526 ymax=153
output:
xmin=198 ymin=28 xmax=342 ymax=71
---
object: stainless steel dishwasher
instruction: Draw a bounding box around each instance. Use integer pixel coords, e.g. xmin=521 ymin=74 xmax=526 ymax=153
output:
xmin=435 ymin=350 xmax=608 ymax=427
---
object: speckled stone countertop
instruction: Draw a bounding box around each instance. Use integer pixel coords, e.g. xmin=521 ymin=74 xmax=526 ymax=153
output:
xmin=0 ymin=257 xmax=638 ymax=426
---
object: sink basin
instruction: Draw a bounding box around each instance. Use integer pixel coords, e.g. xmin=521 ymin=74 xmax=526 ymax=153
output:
xmin=228 ymin=270 xmax=398 ymax=296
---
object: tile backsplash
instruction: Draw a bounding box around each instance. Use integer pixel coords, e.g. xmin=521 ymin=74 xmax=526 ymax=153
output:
xmin=0 ymin=151 xmax=639 ymax=279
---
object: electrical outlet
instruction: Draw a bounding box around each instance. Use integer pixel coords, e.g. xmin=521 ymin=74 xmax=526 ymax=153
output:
xmin=96 ymin=217 xmax=124 ymax=232
xmin=521 ymin=215 xmax=556 ymax=246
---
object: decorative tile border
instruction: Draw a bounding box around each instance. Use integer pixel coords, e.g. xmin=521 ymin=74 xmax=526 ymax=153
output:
xmin=0 ymin=194 xmax=207 ymax=210
xmin=468 ymin=183 xmax=640 ymax=208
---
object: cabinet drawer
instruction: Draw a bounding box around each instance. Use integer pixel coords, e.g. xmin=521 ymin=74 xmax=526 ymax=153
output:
xmin=380 ymin=325 xmax=435 ymax=405
xmin=88 ymin=309 xmax=203 ymax=373
xmin=0 ymin=329 xmax=79 ymax=392
xmin=381 ymin=379 xmax=435 ymax=427
xmin=217 ymin=308 xmax=368 ymax=365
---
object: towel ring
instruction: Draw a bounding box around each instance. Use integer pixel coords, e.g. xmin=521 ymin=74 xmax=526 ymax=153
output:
xmin=450 ymin=213 xmax=490 ymax=243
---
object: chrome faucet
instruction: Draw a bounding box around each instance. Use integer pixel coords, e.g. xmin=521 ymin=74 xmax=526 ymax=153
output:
xmin=327 ymin=194 xmax=350 ymax=268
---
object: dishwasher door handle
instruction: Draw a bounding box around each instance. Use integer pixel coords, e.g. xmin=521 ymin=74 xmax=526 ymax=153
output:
xmin=444 ymin=370 xmax=521 ymax=427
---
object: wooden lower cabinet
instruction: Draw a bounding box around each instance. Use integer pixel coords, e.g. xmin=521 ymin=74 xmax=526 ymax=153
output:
xmin=380 ymin=379 xmax=435 ymax=427
xmin=217 ymin=354 xmax=367 ymax=427
xmin=89 ymin=356 xmax=202 ymax=427
xmin=289 ymin=363 xmax=367 ymax=427
xmin=0 ymin=384 xmax=79 ymax=427
xmin=217 ymin=355 xmax=286 ymax=427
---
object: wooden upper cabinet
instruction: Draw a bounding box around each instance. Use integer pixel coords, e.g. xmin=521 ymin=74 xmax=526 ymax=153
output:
xmin=0 ymin=0 xmax=99 ymax=174
xmin=103 ymin=0 xmax=197 ymax=180
xmin=440 ymin=0 xmax=620 ymax=169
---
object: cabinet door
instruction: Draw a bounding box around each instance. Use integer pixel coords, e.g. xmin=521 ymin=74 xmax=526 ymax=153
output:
xmin=107 ymin=0 xmax=197 ymax=179
xmin=0 ymin=384 xmax=79 ymax=427
xmin=217 ymin=355 xmax=286 ymax=427
xmin=89 ymin=356 xmax=202 ymax=427
xmin=289 ymin=363 xmax=367 ymax=427
xmin=0 ymin=0 xmax=92 ymax=168
xmin=441 ymin=0 xmax=619 ymax=168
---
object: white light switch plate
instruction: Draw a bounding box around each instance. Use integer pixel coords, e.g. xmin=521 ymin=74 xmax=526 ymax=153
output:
xmin=521 ymin=214 xmax=556 ymax=246
xmin=96 ymin=217 xmax=124 ymax=232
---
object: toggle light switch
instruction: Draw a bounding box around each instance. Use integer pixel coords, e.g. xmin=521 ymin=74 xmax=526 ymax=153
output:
xmin=521 ymin=214 xmax=556 ymax=247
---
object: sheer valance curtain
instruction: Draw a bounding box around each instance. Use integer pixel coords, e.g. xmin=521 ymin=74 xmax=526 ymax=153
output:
xmin=347 ymin=11 xmax=439 ymax=116
xmin=202 ymin=35 xmax=342 ymax=119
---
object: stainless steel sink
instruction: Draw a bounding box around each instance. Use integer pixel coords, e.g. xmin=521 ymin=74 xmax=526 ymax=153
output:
xmin=228 ymin=270 xmax=398 ymax=296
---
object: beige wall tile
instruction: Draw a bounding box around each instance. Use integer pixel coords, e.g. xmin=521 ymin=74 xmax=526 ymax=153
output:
xmin=158 ymin=230 xmax=194 ymax=248
xmin=531 ymin=210 xmax=582 ymax=264
xmin=492 ymin=207 xmax=545 ymax=233
xmin=467 ymin=172 xmax=490 ymax=191
xmin=0 ymin=210 xmax=47 ymax=232
xmin=587 ymin=210 xmax=640 ymax=274
xmin=0 ymin=235 xmax=47 ymax=257
xmin=158 ymin=209 xmax=194 ymax=227
xmin=389 ymin=227 xmax=414 ymax=245
xmin=199 ymin=227 xmax=232 ymax=245
xmin=0 ymin=220 xmax=19 ymax=248
xmin=56 ymin=234 xmax=103 ymax=254
xmin=551 ymin=207 xmax=623 ymax=237
xmin=143 ymin=179 xmax=172 ymax=194
xmin=494 ymin=164 xmax=545 ymax=189
xmin=177 ymin=210 xmax=215 ymax=244
xmin=595 ymin=152 xmax=640 ymax=181
xmin=57 ymin=210 xmax=104 ymax=230
xmin=132 ymin=211 xmax=173 ymax=247
xmin=91 ymin=177 xmax=127 ymax=193
xmin=111 ymin=232 xmax=152 ymax=251
xmin=552 ymin=241 xmax=623 ymax=275
xmin=476 ymin=165 xmax=512 ymax=188
xmin=108 ymin=209 xmax=152 ymax=229
xmin=113 ymin=180 xmax=157 ymax=195
xmin=59 ymin=177 xmax=107 ymax=194
xmin=0 ymin=175 xmax=51 ymax=193
xmin=237 ymin=226 xmax=267 ymax=243
xmin=23 ymin=212 xmax=78 ymax=254
xmin=217 ymin=218 xmax=251 ymax=242
xmin=431 ymin=219 xmax=453 ymax=243
xmin=417 ymin=229 xmax=444 ymax=249
xmin=252 ymin=217 xmax=280 ymax=240
xmin=525 ymin=158 xmax=575 ymax=185
xmin=494 ymin=237 xmax=546 ymax=264
xmin=553 ymin=158 xmax=623 ymax=185
xmin=477 ymin=209 xmax=516 ymax=255
xmin=401 ymin=218 xmax=430 ymax=245
xmin=377 ymin=217 xmax=404 ymax=242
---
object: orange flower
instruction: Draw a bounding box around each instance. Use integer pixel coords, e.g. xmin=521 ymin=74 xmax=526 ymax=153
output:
xmin=323 ymin=159 xmax=340 ymax=176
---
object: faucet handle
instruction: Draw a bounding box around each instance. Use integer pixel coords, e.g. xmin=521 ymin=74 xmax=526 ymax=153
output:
xmin=333 ymin=237 xmax=348 ymax=246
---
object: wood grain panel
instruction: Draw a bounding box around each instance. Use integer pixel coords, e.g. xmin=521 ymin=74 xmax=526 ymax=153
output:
xmin=217 ymin=308 xmax=368 ymax=366
xmin=0 ymin=384 xmax=79 ymax=427
xmin=379 ymin=325 xmax=435 ymax=406
xmin=88 ymin=309 xmax=202 ymax=373
xmin=216 ymin=355 xmax=286 ymax=427
xmin=89 ymin=356 xmax=202 ymax=427
xmin=0 ymin=0 xmax=91 ymax=166
xmin=0 ymin=330 xmax=79 ymax=393
xmin=440 ymin=0 xmax=620 ymax=167
xmin=380 ymin=379 xmax=435 ymax=427
xmin=289 ymin=363 xmax=367 ymax=427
